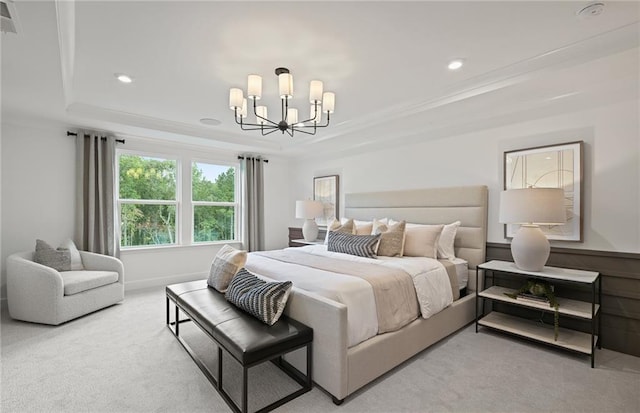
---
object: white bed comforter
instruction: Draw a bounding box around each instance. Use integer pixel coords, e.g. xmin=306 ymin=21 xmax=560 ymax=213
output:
xmin=244 ymin=245 xmax=453 ymax=347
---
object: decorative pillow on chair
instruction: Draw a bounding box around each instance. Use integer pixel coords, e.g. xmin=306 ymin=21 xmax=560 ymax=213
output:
xmin=373 ymin=220 xmax=406 ymax=257
xmin=34 ymin=239 xmax=71 ymax=272
xmin=59 ymin=239 xmax=84 ymax=270
xmin=207 ymin=245 xmax=247 ymax=292
xmin=437 ymin=221 xmax=461 ymax=260
xmin=225 ymin=268 xmax=292 ymax=325
xmin=327 ymin=231 xmax=380 ymax=258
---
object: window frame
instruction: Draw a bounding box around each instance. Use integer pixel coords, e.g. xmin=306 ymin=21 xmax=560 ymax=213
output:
xmin=115 ymin=149 xmax=242 ymax=250
xmin=190 ymin=159 xmax=240 ymax=245
xmin=116 ymin=149 xmax=181 ymax=250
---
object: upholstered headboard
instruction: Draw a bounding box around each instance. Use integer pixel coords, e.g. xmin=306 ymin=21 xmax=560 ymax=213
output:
xmin=344 ymin=186 xmax=488 ymax=270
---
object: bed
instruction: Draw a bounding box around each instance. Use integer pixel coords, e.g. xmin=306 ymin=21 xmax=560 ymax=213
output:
xmin=245 ymin=185 xmax=488 ymax=403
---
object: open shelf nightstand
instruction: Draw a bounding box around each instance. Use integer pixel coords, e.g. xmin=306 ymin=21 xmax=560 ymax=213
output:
xmin=476 ymin=260 xmax=601 ymax=367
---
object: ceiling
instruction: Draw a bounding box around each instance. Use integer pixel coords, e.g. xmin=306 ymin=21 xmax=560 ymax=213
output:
xmin=2 ymin=1 xmax=639 ymax=157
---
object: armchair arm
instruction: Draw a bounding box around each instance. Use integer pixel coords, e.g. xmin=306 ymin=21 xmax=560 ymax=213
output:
xmin=79 ymin=251 xmax=124 ymax=283
xmin=6 ymin=252 xmax=64 ymax=323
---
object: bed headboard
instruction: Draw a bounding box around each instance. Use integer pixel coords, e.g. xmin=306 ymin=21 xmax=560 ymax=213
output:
xmin=344 ymin=185 xmax=488 ymax=270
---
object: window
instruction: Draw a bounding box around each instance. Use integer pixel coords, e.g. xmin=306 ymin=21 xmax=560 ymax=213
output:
xmin=192 ymin=162 xmax=238 ymax=243
xmin=118 ymin=153 xmax=178 ymax=248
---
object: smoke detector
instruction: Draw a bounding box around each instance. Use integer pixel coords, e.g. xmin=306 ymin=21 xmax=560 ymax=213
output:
xmin=577 ymin=2 xmax=605 ymax=19
xmin=1 ymin=0 xmax=19 ymax=34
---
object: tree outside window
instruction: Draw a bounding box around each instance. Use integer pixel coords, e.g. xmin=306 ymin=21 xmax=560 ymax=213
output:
xmin=118 ymin=154 xmax=178 ymax=247
xmin=192 ymin=162 xmax=237 ymax=243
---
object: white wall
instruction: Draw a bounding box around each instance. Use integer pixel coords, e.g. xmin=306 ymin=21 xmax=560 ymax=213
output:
xmin=0 ymin=120 xmax=292 ymax=298
xmin=289 ymin=99 xmax=640 ymax=254
xmin=1 ymin=120 xmax=77 ymax=299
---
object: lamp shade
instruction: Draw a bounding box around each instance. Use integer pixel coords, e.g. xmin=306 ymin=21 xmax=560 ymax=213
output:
xmin=499 ymin=188 xmax=566 ymax=225
xmin=295 ymin=200 xmax=323 ymax=219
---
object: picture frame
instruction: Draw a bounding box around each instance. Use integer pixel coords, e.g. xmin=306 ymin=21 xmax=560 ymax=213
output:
xmin=313 ymin=175 xmax=339 ymax=227
xmin=504 ymin=141 xmax=584 ymax=241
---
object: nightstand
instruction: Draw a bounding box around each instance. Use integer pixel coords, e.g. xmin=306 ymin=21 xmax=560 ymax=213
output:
xmin=288 ymin=227 xmax=327 ymax=247
xmin=476 ymin=260 xmax=601 ymax=367
xmin=290 ymin=239 xmax=325 ymax=247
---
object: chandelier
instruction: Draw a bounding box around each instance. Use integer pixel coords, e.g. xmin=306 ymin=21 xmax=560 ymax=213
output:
xmin=228 ymin=67 xmax=335 ymax=137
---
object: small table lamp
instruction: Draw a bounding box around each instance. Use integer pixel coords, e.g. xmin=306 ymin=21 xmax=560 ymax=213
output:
xmin=296 ymin=200 xmax=324 ymax=242
xmin=499 ymin=188 xmax=566 ymax=271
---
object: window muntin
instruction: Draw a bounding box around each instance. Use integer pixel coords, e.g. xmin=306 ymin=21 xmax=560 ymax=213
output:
xmin=192 ymin=162 xmax=237 ymax=243
xmin=118 ymin=154 xmax=178 ymax=248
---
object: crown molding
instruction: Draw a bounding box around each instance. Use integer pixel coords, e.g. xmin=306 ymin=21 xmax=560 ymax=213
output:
xmin=65 ymin=102 xmax=284 ymax=153
xmin=54 ymin=0 xmax=75 ymax=107
xmin=285 ymin=22 xmax=640 ymax=152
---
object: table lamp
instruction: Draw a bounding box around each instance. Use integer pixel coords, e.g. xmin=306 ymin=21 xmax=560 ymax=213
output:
xmin=499 ymin=188 xmax=566 ymax=271
xmin=296 ymin=200 xmax=324 ymax=242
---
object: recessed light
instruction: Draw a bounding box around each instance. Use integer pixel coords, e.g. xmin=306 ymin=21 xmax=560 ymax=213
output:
xmin=448 ymin=59 xmax=464 ymax=71
xmin=200 ymin=118 xmax=221 ymax=126
xmin=115 ymin=73 xmax=133 ymax=83
xmin=577 ymin=2 xmax=605 ymax=19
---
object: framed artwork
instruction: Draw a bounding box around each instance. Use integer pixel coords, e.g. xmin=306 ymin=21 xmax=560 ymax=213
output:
xmin=313 ymin=175 xmax=339 ymax=227
xmin=504 ymin=141 xmax=584 ymax=241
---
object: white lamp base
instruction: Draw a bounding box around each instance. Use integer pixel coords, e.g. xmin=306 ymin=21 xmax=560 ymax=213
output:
xmin=302 ymin=219 xmax=319 ymax=242
xmin=511 ymin=225 xmax=550 ymax=272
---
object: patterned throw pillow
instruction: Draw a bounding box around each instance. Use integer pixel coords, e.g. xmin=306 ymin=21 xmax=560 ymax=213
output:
xmin=225 ymin=268 xmax=293 ymax=325
xmin=327 ymin=231 xmax=380 ymax=258
xmin=373 ymin=220 xmax=406 ymax=257
xmin=207 ymin=245 xmax=247 ymax=292
xmin=34 ymin=239 xmax=71 ymax=271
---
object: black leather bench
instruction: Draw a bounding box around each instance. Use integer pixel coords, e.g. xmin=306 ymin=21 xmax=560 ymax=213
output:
xmin=166 ymin=280 xmax=313 ymax=413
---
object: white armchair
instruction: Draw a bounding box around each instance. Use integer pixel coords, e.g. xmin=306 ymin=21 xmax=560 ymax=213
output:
xmin=6 ymin=250 xmax=124 ymax=325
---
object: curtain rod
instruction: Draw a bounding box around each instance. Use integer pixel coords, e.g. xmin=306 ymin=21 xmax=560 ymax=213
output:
xmin=238 ymin=156 xmax=269 ymax=163
xmin=67 ymin=131 xmax=125 ymax=144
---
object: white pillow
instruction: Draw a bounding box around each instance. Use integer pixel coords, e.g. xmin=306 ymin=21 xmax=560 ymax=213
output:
xmin=437 ymin=221 xmax=461 ymax=260
xmin=59 ymin=239 xmax=84 ymax=270
xmin=400 ymin=223 xmax=444 ymax=258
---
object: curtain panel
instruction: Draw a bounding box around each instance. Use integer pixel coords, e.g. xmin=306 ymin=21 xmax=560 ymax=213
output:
xmin=241 ymin=156 xmax=265 ymax=252
xmin=75 ymin=133 xmax=119 ymax=257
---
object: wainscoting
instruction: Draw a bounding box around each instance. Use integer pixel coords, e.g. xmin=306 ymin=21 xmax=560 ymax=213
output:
xmin=486 ymin=243 xmax=640 ymax=357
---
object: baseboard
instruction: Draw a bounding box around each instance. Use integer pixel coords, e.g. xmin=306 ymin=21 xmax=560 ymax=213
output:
xmin=125 ymin=272 xmax=207 ymax=292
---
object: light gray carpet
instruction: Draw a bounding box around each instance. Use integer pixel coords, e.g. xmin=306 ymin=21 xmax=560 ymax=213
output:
xmin=2 ymin=286 xmax=639 ymax=413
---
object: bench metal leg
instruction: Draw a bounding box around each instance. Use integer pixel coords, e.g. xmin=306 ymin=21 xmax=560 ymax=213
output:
xmin=166 ymin=292 xmax=313 ymax=413
xmin=242 ymin=366 xmax=249 ymax=413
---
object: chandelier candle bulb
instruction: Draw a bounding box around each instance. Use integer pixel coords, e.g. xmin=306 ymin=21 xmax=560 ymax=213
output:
xmin=229 ymin=88 xmax=243 ymax=109
xmin=323 ymin=92 xmax=335 ymax=113
xmin=239 ymin=99 xmax=248 ymax=118
xmin=309 ymin=80 xmax=323 ymax=103
xmin=310 ymin=104 xmax=321 ymax=123
xmin=256 ymin=106 xmax=268 ymax=125
xmin=279 ymin=73 xmax=293 ymax=98
xmin=247 ymin=75 xmax=262 ymax=100
xmin=287 ymin=108 xmax=298 ymax=124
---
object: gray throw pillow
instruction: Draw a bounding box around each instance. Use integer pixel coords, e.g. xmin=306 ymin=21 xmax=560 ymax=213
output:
xmin=225 ymin=269 xmax=292 ymax=325
xmin=374 ymin=220 xmax=406 ymax=257
xmin=327 ymin=231 xmax=380 ymax=258
xmin=207 ymin=245 xmax=247 ymax=292
xmin=34 ymin=239 xmax=71 ymax=271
